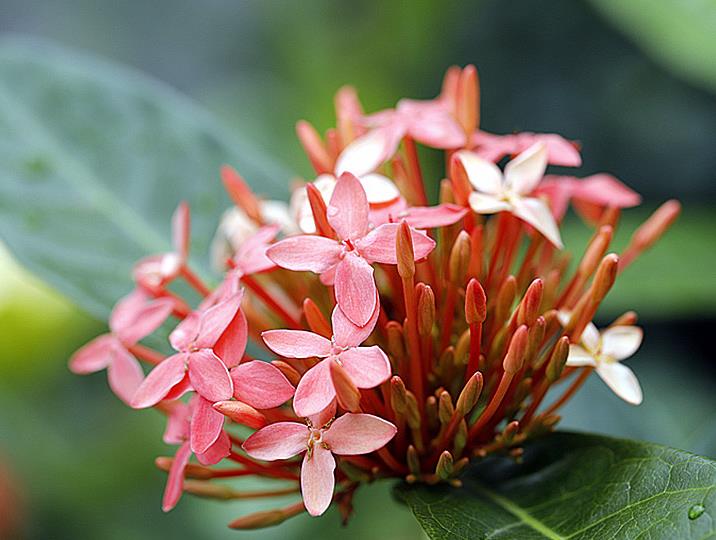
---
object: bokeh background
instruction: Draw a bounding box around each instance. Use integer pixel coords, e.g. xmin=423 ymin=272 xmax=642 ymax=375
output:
xmin=1 ymin=1 xmax=715 ymax=538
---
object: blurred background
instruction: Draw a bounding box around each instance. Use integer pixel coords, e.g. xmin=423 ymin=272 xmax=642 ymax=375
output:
xmin=0 ymin=0 xmax=715 ymax=538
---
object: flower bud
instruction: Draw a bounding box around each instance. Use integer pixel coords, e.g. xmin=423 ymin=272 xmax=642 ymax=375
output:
xmin=495 ymin=275 xmax=517 ymax=327
xmin=390 ymin=376 xmax=407 ymax=414
xmin=404 ymin=391 xmax=421 ymax=429
xmin=330 ymin=361 xmax=361 ymax=412
xmin=439 ymin=178 xmax=456 ymax=205
xmin=546 ymin=336 xmax=570 ymax=382
xmin=426 ymin=395 xmax=439 ymax=430
xmin=229 ymin=509 xmax=289 ymax=530
xmin=457 ymin=65 xmax=479 ymax=135
xmin=155 ymin=457 xmax=213 ymax=479
xmin=449 ymin=230 xmax=471 ymax=285
xmin=406 ymin=445 xmax=421 ymax=475
xmin=306 ymin=183 xmax=333 ymax=238
xmin=386 ymin=321 xmax=406 ymax=361
xmin=334 ymin=85 xmax=362 ymax=145
xmin=213 ymin=400 xmax=267 ymax=430
xmin=417 ymin=284 xmax=435 ymax=337
xmin=296 ymin=120 xmax=332 ymax=174
xmin=611 ymin=310 xmax=638 ymax=327
xmin=465 ymin=278 xmax=487 ymax=324
xmin=525 ymin=316 xmax=546 ymax=365
xmin=453 ymin=419 xmax=468 ymax=456
xmin=503 ymin=325 xmax=528 ymax=374
xmin=517 ymin=279 xmax=543 ymax=326
xmin=438 ymin=391 xmax=455 ymax=425
xmin=436 ymin=451 xmax=454 ymax=480
xmin=626 ymin=200 xmax=681 ymax=257
xmin=578 ymin=225 xmax=612 ymax=277
xmin=271 ymin=360 xmax=302 ymax=386
xmin=449 ymin=153 xmax=472 ymax=206
xmin=302 ymin=298 xmax=332 ymax=337
xmin=220 ymin=165 xmax=262 ymax=223
xmin=454 ymin=329 xmax=471 ymax=366
xmin=396 ymin=221 xmax=416 ymax=278
xmin=590 ymin=253 xmax=619 ymax=302
xmin=456 ymin=371 xmax=483 ymax=416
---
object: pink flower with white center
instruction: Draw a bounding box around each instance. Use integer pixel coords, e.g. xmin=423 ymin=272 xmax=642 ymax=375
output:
xmin=243 ymin=412 xmax=397 ymax=516
xmin=70 ymin=289 xmax=174 ymax=404
xmin=562 ymin=317 xmax=644 ymax=405
xmin=262 ymin=299 xmax=390 ymax=417
xmin=455 ymin=142 xmax=564 ymax=248
xmin=160 ymin=398 xmax=232 ymax=512
xmin=267 ymin=173 xmax=435 ymax=326
xmin=536 ymin=173 xmax=642 ymax=223
xmin=336 ymin=97 xmax=465 ymax=179
xmin=470 ymin=130 xmax=582 ymax=167
xmin=134 ymin=202 xmax=190 ymax=292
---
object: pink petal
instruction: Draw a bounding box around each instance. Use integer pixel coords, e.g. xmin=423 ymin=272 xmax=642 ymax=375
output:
xmin=231 ymin=361 xmax=295 ymax=409
xmin=535 ymin=176 xmax=578 ymax=220
xmin=266 ymin=236 xmax=342 ymax=274
xmin=405 ymin=106 xmax=466 ymax=149
xmin=335 ymin=126 xmax=401 ymax=178
xmin=357 ymin=223 xmax=435 ymax=264
xmin=194 ymin=291 xmax=244 ymax=349
xmin=334 ymin=254 xmax=376 ymax=327
xmin=242 ymin=422 xmax=308 ymax=460
xmin=504 ymin=142 xmax=548 ymax=196
xmin=531 ymin=133 xmax=582 ymax=167
xmin=511 ymin=197 xmax=564 ymax=249
xmin=188 ymin=350 xmax=234 ymax=402
xmin=213 ymin=309 xmax=248 ymax=368
xmin=108 ymin=289 xmax=147 ymax=335
xmin=331 ymin=296 xmax=379 ymax=349
xmin=172 ymin=202 xmax=191 ymax=262
xmin=324 ymin=413 xmax=397 ymax=455
xmin=107 ymin=347 xmax=145 ymax=405
xmin=368 ymin=197 xmax=409 ymax=227
xmin=169 ymin=311 xmax=200 ymax=352
xmin=338 ymin=346 xmax=391 ymax=389
xmin=163 ymin=402 xmax=190 ymax=444
xmin=262 ymin=329 xmax=332 ymax=358
xmin=195 ymin=430 xmax=231 ymax=466
xmin=301 ymin=444 xmax=336 ymax=516
xmin=574 ymin=174 xmax=641 ymax=208
xmin=235 ymin=224 xmax=280 ymax=275
xmin=69 ymin=334 xmax=116 ymax=374
xmin=131 ymin=353 xmax=188 ymax=409
xmin=163 ymin=376 xmax=193 ymax=401
xmin=403 ymin=204 xmax=468 ymax=229
xmin=293 ymin=360 xmax=336 ymax=418
xmin=114 ymin=296 xmax=175 ymax=345
xmin=326 ymin=173 xmax=369 ymax=240
xmin=309 ymin=401 xmax=337 ymax=429
xmin=190 ymin=396 xmax=225 ymax=455
xmin=162 ymin=441 xmax=191 ymax=512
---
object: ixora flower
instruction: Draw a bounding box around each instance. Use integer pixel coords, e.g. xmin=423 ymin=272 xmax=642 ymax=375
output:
xmin=244 ymin=412 xmax=397 ymax=516
xmin=68 ymin=64 xmax=681 ymax=529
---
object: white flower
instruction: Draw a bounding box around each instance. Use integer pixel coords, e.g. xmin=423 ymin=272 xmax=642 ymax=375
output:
xmin=566 ymin=319 xmax=644 ymax=405
xmin=455 ymin=142 xmax=563 ymax=248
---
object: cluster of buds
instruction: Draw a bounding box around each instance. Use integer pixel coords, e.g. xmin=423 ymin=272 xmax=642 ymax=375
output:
xmin=70 ymin=65 xmax=679 ymax=528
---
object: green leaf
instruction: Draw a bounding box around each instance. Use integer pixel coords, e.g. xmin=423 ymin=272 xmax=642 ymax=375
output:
xmin=589 ymin=0 xmax=716 ymax=94
xmin=0 ymin=36 xmax=291 ymax=320
xmin=396 ymin=432 xmax=716 ymax=539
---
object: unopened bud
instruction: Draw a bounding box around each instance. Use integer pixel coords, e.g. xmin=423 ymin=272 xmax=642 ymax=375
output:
xmin=183 ymin=480 xmax=240 ymax=500
xmin=437 ymin=346 xmax=455 ymax=377
xmin=449 ymin=230 xmax=471 ymax=284
xmin=503 ymin=325 xmax=528 ymax=374
xmin=334 ymin=85 xmax=362 ymax=145
xmin=590 ymin=253 xmax=619 ymax=302
xmin=517 ymin=279 xmax=543 ymax=326
xmin=438 ymin=391 xmax=455 ymax=425
xmin=220 ymin=165 xmax=262 ymax=223
xmin=386 ymin=321 xmax=406 ymax=361
xmin=450 ymin=153 xmax=473 ymax=206
xmin=546 ymin=336 xmax=570 ymax=382
xmin=439 ymin=178 xmax=456 ymax=205
xmin=425 ymin=395 xmax=438 ymax=430
xmin=229 ymin=509 xmax=289 ymax=530
xmin=406 ymin=445 xmax=421 ymax=475
xmin=213 ymin=400 xmax=266 ymax=430
xmin=465 ymin=278 xmax=487 ymax=324
xmin=611 ymin=310 xmax=638 ymax=327
xmin=330 ymin=361 xmax=361 ymax=412
xmin=396 ymin=221 xmax=416 ymax=278
xmin=303 ymin=298 xmax=331 ymax=337
xmin=296 ymin=120 xmax=332 ymax=174
xmin=306 ymin=183 xmax=332 ymax=238
xmin=526 ymin=316 xmax=546 ymax=365
xmin=578 ymin=225 xmax=612 ymax=277
xmin=495 ymin=275 xmax=517 ymax=326
xmin=453 ymin=419 xmax=468 ymax=456
xmin=457 ymin=64 xmax=479 ymax=134
xmin=456 ymin=371 xmax=483 ymax=416
xmin=390 ymin=376 xmax=407 ymax=414
xmin=454 ymin=329 xmax=471 ymax=366
xmin=155 ymin=457 xmax=212 ymax=479
xmin=271 ymin=360 xmax=301 ymax=386
xmin=436 ymin=451 xmax=454 ymax=480
xmin=629 ymin=200 xmax=681 ymax=254
xmin=405 ymin=391 xmax=421 ymax=429
xmin=417 ymin=284 xmax=435 ymax=337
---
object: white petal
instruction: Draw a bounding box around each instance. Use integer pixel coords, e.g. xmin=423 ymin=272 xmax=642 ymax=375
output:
xmin=358 ymin=173 xmax=400 ymax=204
xmin=455 ymin=150 xmax=503 ymax=195
xmin=596 ymin=362 xmax=643 ymax=405
xmin=468 ymin=192 xmax=511 ymax=214
xmin=335 ymin=128 xmax=398 ymax=177
xmin=511 ymin=197 xmax=563 ymax=248
xmin=565 ymin=345 xmax=597 ymax=367
xmin=581 ymin=322 xmax=601 ymax=354
xmin=261 ymin=199 xmax=298 ymax=235
xmin=504 ymin=142 xmax=548 ymax=195
xmin=601 ymin=326 xmax=643 ymax=360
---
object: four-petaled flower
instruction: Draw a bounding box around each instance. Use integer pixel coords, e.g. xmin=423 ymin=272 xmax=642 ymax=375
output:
xmin=455 ymin=142 xmax=563 ymax=248
xmin=262 ymin=300 xmax=390 ymax=417
xmin=69 ymin=288 xmax=174 ymax=404
xmin=267 ymin=172 xmax=435 ymax=326
xmin=243 ymin=412 xmax=397 ymax=516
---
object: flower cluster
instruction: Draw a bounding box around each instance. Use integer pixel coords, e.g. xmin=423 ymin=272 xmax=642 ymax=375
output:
xmin=70 ymin=65 xmax=679 ymax=528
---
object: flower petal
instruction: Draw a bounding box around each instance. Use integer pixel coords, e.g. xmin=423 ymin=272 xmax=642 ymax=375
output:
xmin=242 ymin=422 xmax=307 ymax=460
xmin=190 ymin=396 xmax=225 ymax=455
xmin=601 ymin=326 xmax=643 ymax=361
xmin=162 ymin=441 xmax=191 ymax=512
xmin=327 ymin=173 xmax=369 ymax=240
xmin=262 ymin=329 xmax=332 ymax=358
xmin=169 ymin=312 xmax=200 ymax=352
xmin=131 ymin=353 xmax=188 ymax=409
xmin=334 ymin=254 xmax=377 ymax=327
xmin=188 ymin=350 xmax=234 ymax=402
xmin=266 ymin=236 xmax=342 ymax=274
xmin=69 ymin=334 xmax=116 ymax=374
xmin=195 ymin=430 xmax=231 ymax=466
xmin=213 ymin=309 xmax=248 ymax=369
xmin=356 ymin=223 xmax=435 ymax=264
xmin=403 ymin=204 xmax=468 ymax=229
xmin=581 ymin=322 xmax=601 ymax=354
xmin=171 ymin=202 xmax=191 ymax=262
xmin=468 ymin=192 xmax=511 ymax=214
xmin=455 ymin=150 xmax=503 ymax=195
xmin=301 ymin=444 xmax=336 ymax=517
xmin=338 ymin=346 xmax=391 ymax=389
xmin=163 ymin=402 xmax=190 ymax=444
xmin=324 ymin=413 xmax=397 ymax=455
xmin=565 ymin=345 xmax=597 ymax=367
xmin=194 ymin=291 xmax=244 ymax=349
xmin=331 ymin=297 xmax=379 ymax=349
xmin=293 ymin=360 xmax=336 ymax=418
xmin=574 ymin=174 xmax=641 ymax=208
xmin=596 ymin=362 xmax=643 ymax=405
xmin=115 ymin=296 xmax=175 ymax=345
xmin=504 ymin=142 xmax=548 ymax=195
xmin=107 ymin=347 xmax=145 ymax=405
xmin=335 ymin=126 xmax=401 ymax=178
xmin=358 ymin=173 xmax=401 ymax=205
xmin=511 ymin=197 xmax=564 ymax=248
xmin=232 ymin=360 xmax=295 ymax=409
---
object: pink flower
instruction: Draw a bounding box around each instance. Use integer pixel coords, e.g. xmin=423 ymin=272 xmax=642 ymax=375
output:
xmin=537 ymin=173 xmax=641 ymax=223
xmin=369 ymin=198 xmax=468 ymax=229
xmin=243 ymin=413 xmax=397 ymax=516
xmin=470 ymin=130 xmax=582 ymax=167
xmin=455 ymin=142 xmax=564 ymax=248
xmin=69 ymin=289 xmax=174 ymax=404
xmin=160 ymin=399 xmax=232 ymax=512
xmin=262 ymin=300 xmax=390 ymax=417
xmin=133 ymin=202 xmax=191 ymax=292
xmin=267 ymin=173 xmax=435 ymax=326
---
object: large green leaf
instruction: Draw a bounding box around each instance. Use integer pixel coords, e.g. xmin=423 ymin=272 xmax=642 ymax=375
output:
xmin=0 ymin=36 xmax=290 ymax=320
xmin=396 ymin=432 xmax=716 ymax=539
